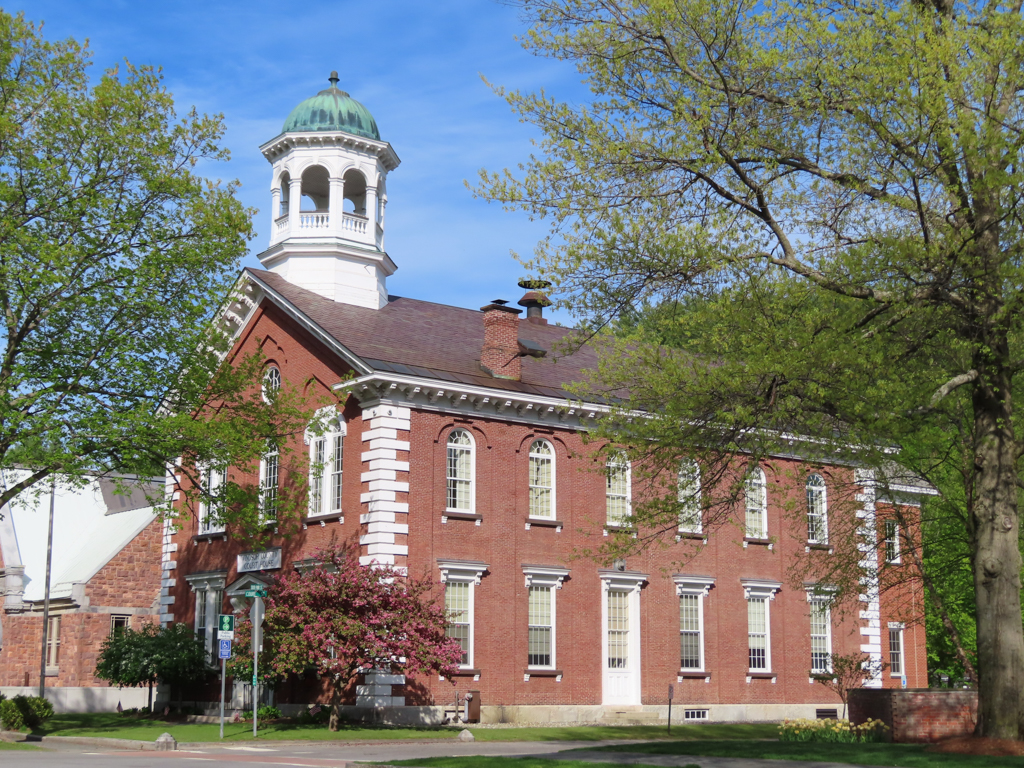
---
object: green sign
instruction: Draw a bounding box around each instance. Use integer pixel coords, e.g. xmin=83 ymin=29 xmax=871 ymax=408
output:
xmin=245 ymin=590 xmax=267 ymax=598
xmin=218 ymin=615 xmax=235 ymax=633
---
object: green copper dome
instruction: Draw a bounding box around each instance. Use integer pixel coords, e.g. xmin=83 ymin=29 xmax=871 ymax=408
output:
xmin=282 ymin=72 xmax=380 ymax=140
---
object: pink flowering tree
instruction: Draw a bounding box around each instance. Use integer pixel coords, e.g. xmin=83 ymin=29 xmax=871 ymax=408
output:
xmin=228 ymin=544 xmax=461 ymax=730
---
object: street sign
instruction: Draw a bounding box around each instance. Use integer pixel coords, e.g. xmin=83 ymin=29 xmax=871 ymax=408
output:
xmin=217 ymin=614 xmax=235 ymax=640
xmin=218 ymin=639 xmax=232 ymax=660
xmin=245 ymin=590 xmax=268 ymax=597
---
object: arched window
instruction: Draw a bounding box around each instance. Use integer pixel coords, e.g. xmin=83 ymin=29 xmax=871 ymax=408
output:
xmin=606 ymin=453 xmax=631 ymax=526
xmin=198 ymin=464 xmax=226 ymax=534
xmin=744 ymin=465 xmax=767 ymax=539
xmin=678 ymin=460 xmax=702 ymax=534
xmin=529 ymin=439 xmax=555 ymax=519
xmin=446 ymin=430 xmax=474 ymax=512
xmin=806 ymin=474 xmax=828 ymax=544
xmin=309 ymin=415 xmax=346 ymax=518
xmin=259 ymin=441 xmax=279 ymax=525
xmin=262 ymin=366 xmax=281 ymax=403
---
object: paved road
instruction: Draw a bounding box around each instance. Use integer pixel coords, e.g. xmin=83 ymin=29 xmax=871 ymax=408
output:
xmin=0 ymin=740 xmax=877 ymax=768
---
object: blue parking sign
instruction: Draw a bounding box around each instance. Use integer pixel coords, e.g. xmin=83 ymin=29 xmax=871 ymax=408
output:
xmin=218 ymin=638 xmax=232 ymax=660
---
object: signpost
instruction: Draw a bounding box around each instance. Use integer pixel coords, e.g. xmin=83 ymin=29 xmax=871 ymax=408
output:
xmin=667 ymin=683 xmax=674 ymax=733
xmin=250 ymin=596 xmax=265 ymax=738
xmin=217 ymin=630 xmax=232 ymax=740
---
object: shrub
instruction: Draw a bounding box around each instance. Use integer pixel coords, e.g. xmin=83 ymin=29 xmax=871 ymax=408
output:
xmin=778 ymin=718 xmax=888 ymax=743
xmin=0 ymin=699 xmax=24 ymax=731
xmin=256 ymin=705 xmax=281 ymax=721
xmin=16 ymin=696 xmax=54 ymax=727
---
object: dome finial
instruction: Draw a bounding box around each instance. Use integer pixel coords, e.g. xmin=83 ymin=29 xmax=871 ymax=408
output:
xmin=328 ymin=71 xmax=339 ymax=88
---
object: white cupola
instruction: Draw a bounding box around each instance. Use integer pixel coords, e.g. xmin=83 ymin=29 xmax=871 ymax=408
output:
xmin=256 ymin=72 xmax=400 ymax=309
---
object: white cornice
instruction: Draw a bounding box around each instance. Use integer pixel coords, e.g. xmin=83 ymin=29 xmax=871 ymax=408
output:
xmin=259 ymin=131 xmax=400 ymax=170
xmin=338 ymin=372 xmax=606 ymax=431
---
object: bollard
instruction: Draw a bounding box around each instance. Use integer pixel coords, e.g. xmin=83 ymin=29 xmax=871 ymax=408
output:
xmin=155 ymin=733 xmax=177 ymax=751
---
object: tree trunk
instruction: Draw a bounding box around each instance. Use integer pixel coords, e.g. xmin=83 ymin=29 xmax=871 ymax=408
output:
xmin=970 ymin=351 xmax=1024 ymax=739
xmin=328 ymin=686 xmax=341 ymax=732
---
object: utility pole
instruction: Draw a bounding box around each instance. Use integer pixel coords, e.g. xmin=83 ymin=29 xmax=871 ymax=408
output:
xmin=38 ymin=478 xmax=56 ymax=698
xmin=251 ymin=595 xmax=265 ymax=738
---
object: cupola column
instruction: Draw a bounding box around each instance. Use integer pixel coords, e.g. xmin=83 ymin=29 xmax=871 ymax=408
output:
xmin=288 ymin=176 xmax=303 ymax=238
xmin=269 ymin=186 xmax=281 ymax=244
xmin=329 ymin=175 xmax=344 ymax=238
xmin=365 ymin=181 xmax=379 ymax=247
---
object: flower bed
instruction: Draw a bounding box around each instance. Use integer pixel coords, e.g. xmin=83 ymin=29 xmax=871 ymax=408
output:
xmin=779 ymin=717 xmax=888 ymax=743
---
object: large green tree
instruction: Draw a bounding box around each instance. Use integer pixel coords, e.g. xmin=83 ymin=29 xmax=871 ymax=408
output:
xmin=483 ymin=0 xmax=1024 ymax=738
xmin=0 ymin=11 xmax=313 ymax=529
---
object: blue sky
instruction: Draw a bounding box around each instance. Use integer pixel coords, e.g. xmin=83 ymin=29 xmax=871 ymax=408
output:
xmin=24 ymin=1 xmax=581 ymax=320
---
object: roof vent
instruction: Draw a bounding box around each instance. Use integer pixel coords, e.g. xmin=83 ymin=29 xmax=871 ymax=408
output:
xmin=517 ymin=279 xmax=552 ymax=324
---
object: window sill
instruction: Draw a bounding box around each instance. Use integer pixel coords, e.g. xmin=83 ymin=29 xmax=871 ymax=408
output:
xmin=525 ymin=517 xmax=562 ymax=530
xmin=442 ymin=511 xmax=482 ymax=524
xmin=743 ymin=538 xmax=772 ymax=549
xmin=44 ymin=668 xmax=59 ymax=677
xmin=810 ymin=672 xmax=835 ymax=680
xmin=747 ymin=671 xmax=775 ymax=679
xmin=806 ymin=543 xmax=831 ymax=552
xmin=304 ymin=513 xmax=343 ymax=527
xmin=676 ymin=530 xmax=704 ymax=540
xmin=524 ymin=668 xmax=562 ymax=678
xmin=678 ymin=670 xmax=710 ymax=679
xmin=448 ymin=668 xmax=481 ymax=677
xmin=193 ymin=532 xmax=227 ymax=543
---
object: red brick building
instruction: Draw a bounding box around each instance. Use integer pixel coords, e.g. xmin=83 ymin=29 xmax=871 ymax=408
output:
xmin=0 ymin=474 xmax=163 ymax=711
xmin=166 ymin=76 xmax=929 ymax=723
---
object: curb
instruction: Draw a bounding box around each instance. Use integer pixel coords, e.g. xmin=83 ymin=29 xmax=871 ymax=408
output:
xmin=0 ymin=731 xmax=155 ymax=750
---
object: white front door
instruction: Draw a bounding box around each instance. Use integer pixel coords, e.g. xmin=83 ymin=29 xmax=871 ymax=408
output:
xmin=602 ymin=585 xmax=641 ymax=705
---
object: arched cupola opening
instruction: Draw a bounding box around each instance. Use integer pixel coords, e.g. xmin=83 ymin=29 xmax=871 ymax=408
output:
xmin=342 ymin=169 xmax=367 ymax=216
xmin=301 ymin=165 xmax=330 ymax=211
xmin=277 ymin=172 xmax=291 ymax=217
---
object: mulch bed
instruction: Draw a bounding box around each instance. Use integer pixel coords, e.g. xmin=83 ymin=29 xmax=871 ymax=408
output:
xmin=926 ymin=736 xmax=1024 ymax=756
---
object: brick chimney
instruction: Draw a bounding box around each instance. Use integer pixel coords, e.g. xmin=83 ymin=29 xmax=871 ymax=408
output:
xmin=480 ymin=301 xmax=523 ymax=380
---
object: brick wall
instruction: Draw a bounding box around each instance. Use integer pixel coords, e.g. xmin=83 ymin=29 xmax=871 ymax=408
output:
xmin=0 ymin=517 xmax=161 ymax=689
xmin=850 ymin=688 xmax=977 ymax=742
xmin=167 ymin=299 xmax=929 ymax=711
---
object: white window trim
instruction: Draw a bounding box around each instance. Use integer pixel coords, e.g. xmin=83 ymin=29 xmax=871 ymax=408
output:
xmin=674 ymin=575 xmax=715 ymax=674
xmin=446 ymin=429 xmax=476 ymax=513
xmin=185 ymin=571 xmax=227 ymax=660
xmin=678 ymin=461 xmax=702 ymax=534
xmin=806 ymin=474 xmax=828 ymax=544
xmin=438 ymin=560 xmax=487 ymax=670
xmin=262 ymin=366 xmax=281 ymax=403
xmin=306 ymin=408 xmax=347 ymax=520
xmin=522 ymin=565 xmax=569 ymax=672
xmin=888 ymin=622 xmax=905 ymax=677
xmin=605 ymin=453 xmax=632 ymax=528
xmin=884 ymin=520 xmax=902 ymax=564
xmin=805 ymin=588 xmax=834 ymax=674
xmin=745 ymin=466 xmax=768 ymax=539
xmin=198 ymin=464 xmax=226 ymax=534
xmin=741 ymin=579 xmax=780 ymax=677
xmin=528 ymin=439 xmax=556 ymax=520
xmin=259 ymin=442 xmax=279 ymax=526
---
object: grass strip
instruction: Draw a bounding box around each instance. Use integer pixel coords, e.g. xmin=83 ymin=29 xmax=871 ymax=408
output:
xmin=380 ymin=761 xmax=680 ymax=768
xmin=587 ymin=739 xmax=1021 ymax=768
xmin=32 ymin=714 xmax=775 ymax=744
xmin=0 ymin=741 xmax=38 ymax=750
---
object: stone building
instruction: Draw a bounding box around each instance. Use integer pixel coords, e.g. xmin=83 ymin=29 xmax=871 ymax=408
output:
xmin=0 ymin=473 xmax=163 ymax=711
xmin=165 ymin=75 xmax=930 ymax=724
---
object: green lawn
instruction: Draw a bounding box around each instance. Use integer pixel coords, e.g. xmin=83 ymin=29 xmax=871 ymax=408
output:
xmin=34 ymin=714 xmax=775 ymax=744
xmin=585 ymin=739 xmax=1022 ymax=768
xmin=0 ymin=741 xmax=38 ymax=750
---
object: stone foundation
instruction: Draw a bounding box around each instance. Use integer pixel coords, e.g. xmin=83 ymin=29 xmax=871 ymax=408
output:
xmin=0 ymin=685 xmax=167 ymax=714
